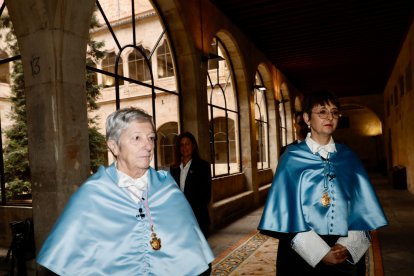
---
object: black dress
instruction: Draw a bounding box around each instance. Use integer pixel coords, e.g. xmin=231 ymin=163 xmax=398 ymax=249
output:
xmin=262 ymin=231 xmax=366 ymax=276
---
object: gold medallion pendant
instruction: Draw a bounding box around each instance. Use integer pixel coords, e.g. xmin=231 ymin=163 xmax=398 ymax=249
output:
xmin=321 ymin=192 xmax=331 ymax=207
xmin=150 ymin=232 xmax=161 ymax=250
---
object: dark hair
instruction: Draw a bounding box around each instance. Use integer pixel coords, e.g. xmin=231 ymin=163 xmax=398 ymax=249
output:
xmin=294 ymin=111 xmax=304 ymax=122
xmin=302 ymin=91 xmax=341 ymax=115
xmin=173 ymin=131 xmax=201 ymax=167
xmin=294 ymin=111 xmax=308 ymax=139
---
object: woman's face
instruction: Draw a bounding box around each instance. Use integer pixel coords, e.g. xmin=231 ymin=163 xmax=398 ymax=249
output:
xmin=180 ymin=137 xmax=194 ymax=160
xmin=107 ymin=120 xmax=155 ymax=178
xmin=304 ymin=101 xmax=339 ymax=144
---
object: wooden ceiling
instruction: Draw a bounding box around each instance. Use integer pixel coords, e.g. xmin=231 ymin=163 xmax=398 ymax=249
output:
xmin=209 ymin=0 xmax=414 ymax=97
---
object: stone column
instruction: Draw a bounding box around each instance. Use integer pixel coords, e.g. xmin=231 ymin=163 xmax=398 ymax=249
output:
xmin=5 ymin=0 xmax=96 ymax=252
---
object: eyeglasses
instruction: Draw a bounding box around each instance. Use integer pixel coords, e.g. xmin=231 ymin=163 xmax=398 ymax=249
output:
xmin=312 ymin=109 xmax=342 ymax=119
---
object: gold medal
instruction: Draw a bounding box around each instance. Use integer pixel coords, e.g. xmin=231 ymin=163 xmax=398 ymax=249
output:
xmin=128 ymin=189 xmax=162 ymax=251
xmin=150 ymin=232 xmax=161 ymax=250
xmin=321 ymin=192 xmax=331 ymax=207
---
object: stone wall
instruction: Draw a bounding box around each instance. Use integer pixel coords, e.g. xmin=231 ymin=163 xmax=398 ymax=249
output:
xmin=384 ymin=20 xmax=414 ymax=193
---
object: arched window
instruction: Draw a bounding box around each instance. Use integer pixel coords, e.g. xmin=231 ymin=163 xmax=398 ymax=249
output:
xmin=88 ymin=0 xmax=180 ymax=169
xmin=157 ymin=122 xmax=178 ymax=170
xmin=101 ymin=52 xmax=124 ymax=87
xmin=207 ymin=37 xmax=240 ymax=176
xmin=157 ymin=40 xmax=174 ymax=78
xmin=128 ymin=47 xmax=151 ymax=82
xmin=254 ymin=72 xmax=269 ymax=170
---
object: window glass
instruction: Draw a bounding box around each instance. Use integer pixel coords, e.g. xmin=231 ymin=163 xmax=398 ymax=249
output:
xmin=129 ymin=47 xmax=151 ymax=82
xmin=254 ymin=72 xmax=269 ymax=169
xmin=157 ymin=40 xmax=174 ymax=78
xmin=207 ymin=37 xmax=240 ymax=176
xmin=101 ymin=52 xmax=124 ymax=87
xmin=89 ymin=0 xmax=180 ymax=169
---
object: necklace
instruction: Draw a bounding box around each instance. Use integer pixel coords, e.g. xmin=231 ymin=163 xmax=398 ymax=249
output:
xmin=321 ymin=154 xmax=332 ymax=208
xmin=128 ymin=188 xmax=162 ymax=250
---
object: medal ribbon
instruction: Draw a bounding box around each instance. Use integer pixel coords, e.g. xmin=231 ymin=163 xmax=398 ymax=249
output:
xmin=127 ymin=187 xmax=162 ymax=250
xmin=321 ymin=153 xmax=333 ymax=207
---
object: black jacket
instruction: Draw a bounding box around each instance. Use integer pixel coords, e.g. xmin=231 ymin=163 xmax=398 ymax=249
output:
xmin=170 ymin=159 xmax=212 ymax=238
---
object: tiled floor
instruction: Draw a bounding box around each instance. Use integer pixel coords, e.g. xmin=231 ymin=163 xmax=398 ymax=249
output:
xmin=208 ymin=206 xmax=264 ymax=258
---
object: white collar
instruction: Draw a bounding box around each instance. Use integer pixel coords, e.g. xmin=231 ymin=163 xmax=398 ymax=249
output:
xmin=305 ymin=133 xmax=336 ymax=159
xmin=117 ymin=167 xmax=148 ymax=191
xmin=180 ymin=159 xmax=192 ymax=170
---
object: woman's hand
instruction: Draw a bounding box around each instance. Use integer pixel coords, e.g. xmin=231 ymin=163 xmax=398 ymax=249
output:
xmin=321 ymin=244 xmax=349 ymax=265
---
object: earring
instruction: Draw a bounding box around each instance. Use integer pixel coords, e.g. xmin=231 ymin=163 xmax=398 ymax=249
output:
xmin=308 ymin=124 xmax=311 ymax=129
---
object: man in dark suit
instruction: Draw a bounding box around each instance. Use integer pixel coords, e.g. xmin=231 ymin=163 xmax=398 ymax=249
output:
xmin=170 ymin=132 xmax=212 ymax=239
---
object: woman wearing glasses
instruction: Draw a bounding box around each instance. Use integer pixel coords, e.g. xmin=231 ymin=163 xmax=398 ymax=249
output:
xmin=259 ymin=91 xmax=388 ymax=275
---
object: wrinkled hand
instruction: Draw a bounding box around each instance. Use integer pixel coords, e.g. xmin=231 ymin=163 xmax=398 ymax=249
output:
xmin=321 ymin=244 xmax=349 ymax=265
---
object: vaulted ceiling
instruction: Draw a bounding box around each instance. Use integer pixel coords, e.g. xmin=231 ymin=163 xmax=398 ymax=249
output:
xmin=209 ymin=0 xmax=414 ymax=98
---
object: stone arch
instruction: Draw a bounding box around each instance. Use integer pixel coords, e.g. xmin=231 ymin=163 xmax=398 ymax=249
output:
xmin=214 ymin=30 xmax=249 ymax=170
xmin=335 ymin=103 xmax=383 ymax=171
xmin=203 ymin=32 xmax=243 ymax=176
xmin=280 ymin=82 xmax=293 ymax=144
xmin=339 ymin=104 xmax=382 ymax=136
xmin=257 ymin=63 xmax=278 ymax=172
xmin=339 ymin=95 xmax=384 ymax=122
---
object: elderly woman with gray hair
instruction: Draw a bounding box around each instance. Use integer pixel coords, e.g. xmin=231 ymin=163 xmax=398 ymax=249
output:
xmin=37 ymin=107 xmax=214 ymax=276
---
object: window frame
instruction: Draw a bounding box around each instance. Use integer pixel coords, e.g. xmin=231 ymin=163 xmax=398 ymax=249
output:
xmin=207 ymin=37 xmax=241 ymax=177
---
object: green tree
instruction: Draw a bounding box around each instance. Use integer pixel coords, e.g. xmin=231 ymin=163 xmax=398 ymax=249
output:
xmin=0 ymin=14 xmax=30 ymax=200
xmin=86 ymin=14 xmax=108 ymax=173
xmin=0 ymin=12 xmax=107 ymax=200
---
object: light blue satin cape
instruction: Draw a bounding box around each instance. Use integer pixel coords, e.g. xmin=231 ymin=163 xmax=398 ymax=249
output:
xmin=37 ymin=164 xmax=214 ymax=275
xmin=258 ymin=142 xmax=388 ymax=236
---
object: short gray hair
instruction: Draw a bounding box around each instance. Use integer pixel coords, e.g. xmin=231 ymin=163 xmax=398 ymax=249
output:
xmin=106 ymin=107 xmax=155 ymax=144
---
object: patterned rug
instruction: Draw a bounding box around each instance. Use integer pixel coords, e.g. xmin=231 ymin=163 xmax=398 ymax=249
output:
xmin=212 ymin=231 xmax=278 ymax=276
xmin=212 ymin=230 xmax=382 ymax=276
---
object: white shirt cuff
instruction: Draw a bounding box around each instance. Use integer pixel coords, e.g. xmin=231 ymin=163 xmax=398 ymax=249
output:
xmin=336 ymin=231 xmax=371 ymax=263
xmin=291 ymin=230 xmax=331 ymax=267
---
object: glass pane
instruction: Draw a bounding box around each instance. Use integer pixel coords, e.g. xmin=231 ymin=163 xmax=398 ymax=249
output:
xmin=157 ymin=40 xmax=175 ymax=79
xmin=254 ymin=72 xmax=269 ymax=169
xmin=209 ymin=85 xmax=226 ymax=107
xmin=129 ymin=48 xmax=151 ymax=82
xmin=207 ymin=37 xmax=240 ymax=176
xmin=157 ymin=122 xmax=178 ymax=171
xmin=256 ymin=121 xmax=269 ymax=169
xmin=155 ymin=92 xmax=180 ymax=169
xmin=102 ymin=52 xmax=124 ymax=87
xmin=90 ymin=0 xmax=180 ymax=170
xmin=227 ymin=113 xmax=240 ymax=174
xmin=211 ymin=115 xmax=229 ymax=176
